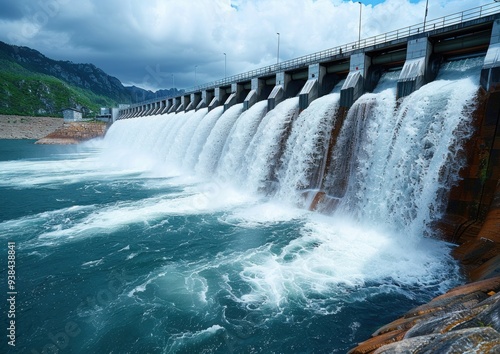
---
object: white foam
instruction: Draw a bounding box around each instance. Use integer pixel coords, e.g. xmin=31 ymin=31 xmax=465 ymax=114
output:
xmin=166 ymin=325 xmax=224 ymax=353
xmin=81 ymin=258 xmax=104 ymax=268
xmin=222 ymin=201 xmax=307 ymax=227
xmin=236 ymin=212 xmax=461 ymax=310
xmin=34 ymin=184 xmax=257 ymax=242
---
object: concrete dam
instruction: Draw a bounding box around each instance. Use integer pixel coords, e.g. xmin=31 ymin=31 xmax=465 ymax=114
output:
xmin=115 ymin=3 xmax=500 ymax=277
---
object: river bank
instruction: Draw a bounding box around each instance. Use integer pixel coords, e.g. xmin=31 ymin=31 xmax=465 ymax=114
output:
xmin=349 ymin=184 xmax=500 ymax=353
xmin=0 ymin=115 xmax=64 ymax=139
xmin=0 ymin=115 xmax=108 ymax=144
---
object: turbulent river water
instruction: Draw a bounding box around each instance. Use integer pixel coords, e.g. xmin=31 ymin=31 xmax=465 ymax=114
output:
xmin=0 ymin=57 xmax=484 ymax=353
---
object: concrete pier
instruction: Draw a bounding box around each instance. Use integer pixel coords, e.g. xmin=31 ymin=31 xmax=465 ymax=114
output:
xmin=244 ymin=78 xmax=264 ymax=111
xmin=176 ymin=95 xmax=190 ymax=113
xmin=161 ymin=100 xmax=171 ymax=114
xmin=168 ymin=97 xmax=180 ymax=113
xmin=224 ymin=83 xmax=243 ymax=111
xmin=196 ymin=90 xmax=212 ymax=110
xmin=340 ymin=53 xmax=370 ymax=108
xmin=481 ymin=19 xmax=500 ymax=91
xmin=186 ymin=92 xmax=201 ymax=111
xmin=299 ymin=63 xmax=326 ymax=110
xmin=117 ymin=5 xmax=500 ymax=119
xmin=268 ymin=72 xmax=290 ymax=111
xmin=397 ymin=37 xmax=432 ymax=99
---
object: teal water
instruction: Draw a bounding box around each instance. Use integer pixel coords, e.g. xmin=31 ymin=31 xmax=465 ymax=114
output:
xmin=0 ymin=54 xmax=484 ymax=354
xmin=0 ymin=139 xmax=461 ymax=353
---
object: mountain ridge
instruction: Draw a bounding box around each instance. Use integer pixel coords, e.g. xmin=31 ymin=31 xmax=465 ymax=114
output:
xmin=0 ymin=41 xmax=183 ymax=117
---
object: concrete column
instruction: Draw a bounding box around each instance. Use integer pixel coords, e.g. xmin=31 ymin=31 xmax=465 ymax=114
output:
xmin=156 ymin=100 xmax=165 ymax=114
xmin=268 ymin=72 xmax=291 ymax=111
xmin=224 ymin=83 xmax=243 ymax=111
xmin=244 ymin=78 xmax=264 ymax=111
xmin=186 ymin=92 xmax=201 ymax=111
xmin=148 ymin=103 xmax=156 ymax=115
xmin=340 ymin=53 xmax=371 ymax=108
xmin=197 ymin=90 xmax=213 ymax=110
xmin=397 ymin=37 xmax=432 ymax=99
xmin=209 ymin=87 xmax=227 ymax=111
xmin=168 ymin=97 xmax=180 ymax=113
xmin=161 ymin=99 xmax=172 ymax=114
xmin=177 ymin=95 xmax=190 ymax=113
xmin=481 ymin=19 xmax=500 ymax=92
xmin=299 ymin=63 xmax=326 ymax=110
xmin=152 ymin=102 xmax=161 ymax=115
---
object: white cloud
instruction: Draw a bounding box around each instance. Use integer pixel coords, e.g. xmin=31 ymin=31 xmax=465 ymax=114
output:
xmin=0 ymin=0 xmax=495 ymax=90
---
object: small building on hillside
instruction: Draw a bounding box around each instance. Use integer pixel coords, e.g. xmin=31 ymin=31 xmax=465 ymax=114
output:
xmin=62 ymin=108 xmax=83 ymax=122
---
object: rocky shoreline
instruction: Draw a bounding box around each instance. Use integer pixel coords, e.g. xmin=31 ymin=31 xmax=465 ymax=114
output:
xmin=0 ymin=115 xmax=64 ymax=139
xmin=0 ymin=115 xmax=108 ymax=143
xmin=349 ymin=183 xmax=500 ymax=353
xmin=35 ymin=121 xmax=108 ymax=144
xmin=2 ymin=115 xmax=499 ymax=353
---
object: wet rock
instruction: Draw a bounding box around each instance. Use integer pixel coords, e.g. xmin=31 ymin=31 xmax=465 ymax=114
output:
xmin=349 ymin=277 xmax=500 ymax=354
xmin=375 ymin=327 xmax=500 ymax=354
xmin=455 ymin=292 xmax=500 ymax=333
xmin=404 ymin=306 xmax=485 ymax=338
xmin=347 ymin=330 xmax=407 ymax=354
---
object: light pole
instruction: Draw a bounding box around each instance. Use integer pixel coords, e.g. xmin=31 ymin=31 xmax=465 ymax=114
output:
xmin=277 ymin=32 xmax=280 ymax=65
xmin=423 ymin=0 xmax=429 ymax=31
xmin=195 ymin=65 xmax=198 ymax=86
xmin=224 ymin=52 xmax=227 ymax=78
xmin=172 ymin=74 xmax=174 ymax=89
xmin=358 ymin=2 xmax=362 ymax=48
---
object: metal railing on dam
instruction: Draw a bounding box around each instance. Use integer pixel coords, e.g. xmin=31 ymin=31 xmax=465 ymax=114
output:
xmin=123 ymin=2 xmax=500 ymax=111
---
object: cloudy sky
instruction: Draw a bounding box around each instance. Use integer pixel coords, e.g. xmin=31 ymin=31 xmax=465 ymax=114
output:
xmin=0 ymin=0 xmax=496 ymax=91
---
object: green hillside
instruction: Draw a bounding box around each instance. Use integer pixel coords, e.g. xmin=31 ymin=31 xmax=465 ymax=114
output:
xmin=0 ymin=59 xmax=117 ymax=117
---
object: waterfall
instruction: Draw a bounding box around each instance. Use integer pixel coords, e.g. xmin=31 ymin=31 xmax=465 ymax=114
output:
xmin=216 ymin=100 xmax=268 ymax=183
xmin=322 ymin=58 xmax=483 ymax=237
xmin=183 ymin=106 xmax=225 ymax=171
xmin=167 ymin=108 xmax=208 ymax=165
xmin=240 ymin=97 xmax=300 ymax=194
xmin=275 ymin=93 xmax=340 ymax=206
xmin=104 ymin=57 xmax=483 ymax=239
xmin=195 ymin=104 xmax=244 ymax=176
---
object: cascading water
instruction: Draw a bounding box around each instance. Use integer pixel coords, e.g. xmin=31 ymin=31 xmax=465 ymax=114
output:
xmin=0 ymin=57 xmax=485 ymax=353
xmin=322 ymin=57 xmax=482 ymax=238
xmin=216 ymin=100 xmax=268 ymax=182
xmin=275 ymin=93 xmax=340 ymax=206
xmin=183 ymin=106 xmax=225 ymax=171
xmin=166 ymin=108 xmax=208 ymax=164
xmin=195 ymin=104 xmax=244 ymax=176
xmin=239 ymin=97 xmax=300 ymax=193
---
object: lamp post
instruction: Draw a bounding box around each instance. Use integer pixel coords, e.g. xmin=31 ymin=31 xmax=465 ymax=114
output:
xmin=277 ymin=32 xmax=280 ymax=65
xmin=172 ymin=74 xmax=174 ymax=89
xmin=423 ymin=0 xmax=429 ymax=31
xmin=195 ymin=65 xmax=198 ymax=86
xmin=224 ymin=52 xmax=227 ymax=78
xmin=358 ymin=2 xmax=362 ymax=48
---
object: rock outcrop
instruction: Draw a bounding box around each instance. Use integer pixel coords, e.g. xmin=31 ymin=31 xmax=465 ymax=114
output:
xmin=349 ymin=277 xmax=500 ymax=353
xmin=36 ymin=121 xmax=108 ymax=144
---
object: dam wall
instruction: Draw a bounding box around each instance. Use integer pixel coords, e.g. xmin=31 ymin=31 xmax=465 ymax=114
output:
xmin=120 ymin=4 xmax=500 ymax=118
xmin=117 ymin=4 xmax=500 ymax=259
